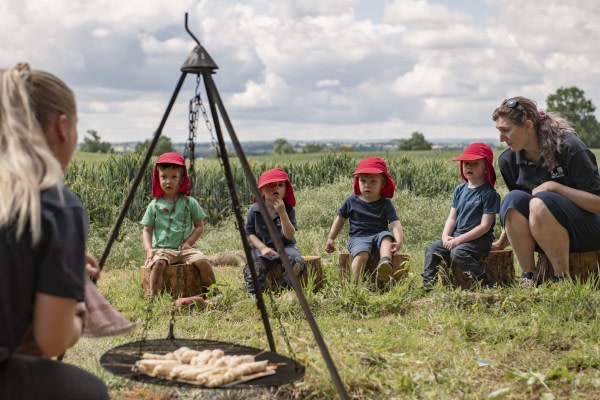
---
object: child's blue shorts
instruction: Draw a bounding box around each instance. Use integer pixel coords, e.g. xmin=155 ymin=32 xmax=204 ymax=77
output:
xmin=348 ymin=231 xmax=394 ymax=258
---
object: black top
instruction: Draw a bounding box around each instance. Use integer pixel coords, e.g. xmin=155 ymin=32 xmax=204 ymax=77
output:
xmin=498 ymin=132 xmax=600 ymax=195
xmin=245 ymin=202 xmax=297 ymax=248
xmin=0 ymin=186 xmax=87 ymax=360
xmin=337 ymin=194 xmax=399 ymax=237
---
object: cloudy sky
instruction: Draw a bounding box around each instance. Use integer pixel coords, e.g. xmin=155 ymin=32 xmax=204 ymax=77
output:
xmin=2 ymin=0 xmax=600 ymax=144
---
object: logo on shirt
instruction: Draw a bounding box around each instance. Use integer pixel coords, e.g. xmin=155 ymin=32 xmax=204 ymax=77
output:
xmin=550 ymin=166 xmax=564 ymax=179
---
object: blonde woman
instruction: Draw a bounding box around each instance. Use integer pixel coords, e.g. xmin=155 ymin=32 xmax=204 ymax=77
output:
xmin=0 ymin=64 xmax=108 ymax=399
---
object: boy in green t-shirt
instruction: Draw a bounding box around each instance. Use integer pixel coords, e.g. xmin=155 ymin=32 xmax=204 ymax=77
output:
xmin=141 ymin=152 xmax=216 ymax=296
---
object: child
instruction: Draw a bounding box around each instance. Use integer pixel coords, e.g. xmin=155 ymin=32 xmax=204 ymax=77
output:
xmin=141 ymin=152 xmax=216 ymax=296
xmin=0 ymin=63 xmax=109 ymax=398
xmin=243 ymin=168 xmax=306 ymax=294
xmin=422 ymin=142 xmax=500 ymax=290
xmin=325 ymin=157 xmax=404 ymax=283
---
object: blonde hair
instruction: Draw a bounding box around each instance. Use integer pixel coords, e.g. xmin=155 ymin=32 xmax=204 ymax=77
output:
xmin=0 ymin=63 xmax=76 ymax=242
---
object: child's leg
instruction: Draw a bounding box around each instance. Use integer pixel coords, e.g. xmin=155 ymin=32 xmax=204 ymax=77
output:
xmin=281 ymin=248 xmax=305 ymax=289
xmin=379 ymin=236 xmax=393 ymax=260
xmin=449 ymin=242 xmax=494 ymax=288
xmin=422 ymin=240 xmax=448 ymax=285
xmin=149 ymin=259 xmax=167 ymax=295
xmin=243 ymin=254 xmax=268 ymax=294
xmin=193 ymin=258 xmax=216 ymax=290
xmin=351 ymin=252 xmax=370 ymax=282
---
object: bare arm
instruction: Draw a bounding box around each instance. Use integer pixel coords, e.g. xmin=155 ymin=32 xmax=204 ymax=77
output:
xmin=142 ymin=225 xmax=155 ymax=260
xmin=533 ymin=181 xmax=600 ymax=213
xmin=389 ymin=220 xmax=404 ymax=254
xmin=325 ymin=215 xmax=347 ymax=253
xmin=33 ymin=293 xmax=83 ymax=357
xmin=274 ymin=199 xmax=296 ymax=240
xmin=442 ymin=208 xmax=458 ymax=245
xmin=248 ymin=233 xmax=276 ymax=256
xmin=180 ymin=219 xmax=204 ymax=250
xmin=446 ymin=213 xmax=495 ymax=249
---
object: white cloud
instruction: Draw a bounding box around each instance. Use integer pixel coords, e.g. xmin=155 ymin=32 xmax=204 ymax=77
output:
xmin=1 ymin=0 xmax=599 ymax=145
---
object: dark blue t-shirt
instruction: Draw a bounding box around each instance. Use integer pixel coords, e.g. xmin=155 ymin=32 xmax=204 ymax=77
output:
xmin=498 ymin=132 xmax=600 ymax=195
xmin=451 ymin=182 xmax=500 ymax=239
xmin=337 ymin=194 xmax=399 ymax=237
xmin=245 ymin=202 xmax=297 ymax=248
xmin=0 ymin=185 xmax=87 ymax=360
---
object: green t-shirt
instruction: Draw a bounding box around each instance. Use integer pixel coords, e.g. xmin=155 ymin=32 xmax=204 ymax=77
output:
xmin=141 ymin=196 xmax=206 ymax=249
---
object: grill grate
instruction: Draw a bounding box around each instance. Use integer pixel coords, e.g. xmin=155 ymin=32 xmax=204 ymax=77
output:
xmin=100 ymin=338 xmax=305 ymax=388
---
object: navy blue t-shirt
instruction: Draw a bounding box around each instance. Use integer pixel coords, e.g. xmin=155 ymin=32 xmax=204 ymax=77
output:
xmin=245 ymin=202 xmax=297 ymax=248
xmin=0 ymin=186 xmax=87 ymax=360
xmin=337 ymin=194 xmax=399 ymax=237
xmin=451 ymin=182 xmax=500 ymax=239
xmin=498 ymin=132 xmax=600 ymax=195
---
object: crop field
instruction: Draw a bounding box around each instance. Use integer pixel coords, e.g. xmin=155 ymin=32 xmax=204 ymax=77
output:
xmin=64 ymin=150 xmax=600 ymax=400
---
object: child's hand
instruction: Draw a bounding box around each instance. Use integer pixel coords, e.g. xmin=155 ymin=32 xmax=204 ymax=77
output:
xmin=261 ymin=247 xmax=276 ymax=256
xmin=179 ymin=242 xmax=192 ymax=251
xmin=390 ymin=241 xmax=400 ymax=254
xmin=85 ymin=253 xmax=100 ymax=281
xmin=273 ymin=199 xmax=286 ymax=214
xmin=145 ymin=248 xmax=156 ymax=263
xmin=324 ymin=239 xmax=336 ymax=253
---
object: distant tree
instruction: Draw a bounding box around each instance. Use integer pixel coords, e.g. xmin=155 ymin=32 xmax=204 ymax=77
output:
xmin=338 ymin=144 xmax=355 ymax=152
xmin=302 ymin=143 xmax=323 ymax=154
xmin=546 ymin=87 xmax=600 ymax=148
xmin=135 ymin=135 xmax=174 ymax=156
xmin=397 ymin=131 xmax=433 ymax=151
xmin=273 ymin=138 xmax=296 ymax=155
xmin=78 ymin=130 xmax=113 ymax=153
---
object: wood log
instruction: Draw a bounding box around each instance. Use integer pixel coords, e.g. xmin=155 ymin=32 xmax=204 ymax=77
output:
xmin=140 ymin=263 xmax=203 ymax=298
xmin=207 ymin=250 xmax=246 ymax=267
xmin=441 ymin=249 xmax=514 ymax=289
xmin=536 ymin=251 xmax=600 ymax=283
xmin=265 ymin=255 xmax=324 ymax=292
xmin=338 ymin=253 xmax=410 ymax=283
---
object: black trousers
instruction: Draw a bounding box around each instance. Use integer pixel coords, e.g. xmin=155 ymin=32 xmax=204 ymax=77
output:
xmin=0 ymin=355 xmax=109 ymax=400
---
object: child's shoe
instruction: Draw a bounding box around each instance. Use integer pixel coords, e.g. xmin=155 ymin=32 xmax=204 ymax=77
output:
xmin=375 ymin=258 xmax=393 ymax=283
xmin=519 ymin=272 xmax=536 ymax=288
xmin=292 ymin=256 xmax=306 ymax=277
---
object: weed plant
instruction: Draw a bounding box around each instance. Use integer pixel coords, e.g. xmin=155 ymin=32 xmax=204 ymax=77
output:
xmin=65 ymin=152 xmax=600 ymax=399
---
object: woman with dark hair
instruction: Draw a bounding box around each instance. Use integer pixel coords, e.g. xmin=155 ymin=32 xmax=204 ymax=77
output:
xmin=491 ymin=96 xmax=600 ymax=286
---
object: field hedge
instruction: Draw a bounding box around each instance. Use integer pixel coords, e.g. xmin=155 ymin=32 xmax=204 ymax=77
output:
xmin=65 ymin=151 xmax=459 ymax=227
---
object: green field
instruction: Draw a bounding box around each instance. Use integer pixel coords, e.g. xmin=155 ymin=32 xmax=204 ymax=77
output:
xmin=65 ymin=150 xmax=600 ymax=400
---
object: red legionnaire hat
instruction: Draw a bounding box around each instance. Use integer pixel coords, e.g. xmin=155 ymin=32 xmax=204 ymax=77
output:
xmin=255 ymin=168 xmax=296 ymax=207
xmin=151 ymin=152 xmax=191 ymax=197
xmin=353 ymin=157 xmax=396 ymax=199
xmin=453 ymin=142 xmax=497 ymax=188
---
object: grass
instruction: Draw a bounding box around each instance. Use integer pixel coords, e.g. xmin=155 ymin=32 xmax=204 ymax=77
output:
xmin=64 ymin=174 xmax=600 ymax=400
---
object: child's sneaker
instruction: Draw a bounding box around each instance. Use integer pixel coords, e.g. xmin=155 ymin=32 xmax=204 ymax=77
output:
xmin=519 ymin=272 xmax=536 ymax=288
xmin=292 ymin=257 xmax=306 ymax=277
xmin=375 ymin=258 xmax=393 ymax=283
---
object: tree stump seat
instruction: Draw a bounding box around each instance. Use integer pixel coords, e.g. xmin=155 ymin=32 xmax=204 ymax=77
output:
xmin=140 ymin=262 xmax=204 ymax=298
xmin=338 ymin=253 xmax=410 ymax=283
xmin=264 ymin=255 xmax=324 ymax=291
xmin=441 ymin=249 xmax=515 ymax=289
xmin=536 ymin=251 xmax=600 ymax=283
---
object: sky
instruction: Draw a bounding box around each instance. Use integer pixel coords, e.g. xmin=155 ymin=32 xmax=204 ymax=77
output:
xmin=2 ymin=0 xmax=600 ymax=144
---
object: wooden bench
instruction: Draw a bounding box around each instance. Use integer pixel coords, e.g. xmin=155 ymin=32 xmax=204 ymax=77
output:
xmin=440 ymin=249 xmax=515 ymax=289
xmin=338 ymin=253 xmax=410 ymax=284
xmin=264 ymin=255 xmax=324 ymax=292
xmin=536 ymin=251 xmax=600 ymax=283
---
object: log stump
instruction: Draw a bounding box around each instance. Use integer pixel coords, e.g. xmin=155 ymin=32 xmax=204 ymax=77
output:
xmin=338 ymin=253 xmax=410 ymax=283
xmin=264 ymin=255 xmax=324 ymax=292
xmin=536 ymin=251 xmax=600 ymax=283
xmin=140 ymin=263 xmax=203 ymax=298
xmin=441 ymin=249 xmax=515 ymax=289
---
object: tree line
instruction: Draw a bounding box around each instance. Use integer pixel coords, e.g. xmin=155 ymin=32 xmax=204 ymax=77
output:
xmin=80 ymin=86 xmax=600 ymax=154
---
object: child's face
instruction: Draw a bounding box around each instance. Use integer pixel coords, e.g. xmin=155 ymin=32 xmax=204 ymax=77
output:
xmin=260 ymin=181 xmax=286 ymax=203
xmin=158 ymin=166 xmax=183 ymax=196
xmin=462 ymin=159 xmax=486 ymax=182
xmin=357 ymin=173 xmax=385 ymax=200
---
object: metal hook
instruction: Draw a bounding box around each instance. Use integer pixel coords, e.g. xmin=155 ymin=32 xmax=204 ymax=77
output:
xmin=184 ymin=12 xmax=201 ymax=47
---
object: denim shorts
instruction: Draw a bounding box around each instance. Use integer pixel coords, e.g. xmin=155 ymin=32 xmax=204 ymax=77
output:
xmin=347 ymin=231 xmax=394 ymax=258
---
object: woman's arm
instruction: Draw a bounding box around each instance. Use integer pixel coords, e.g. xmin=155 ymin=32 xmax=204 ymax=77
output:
xmin=33 ymin=293 xmax=83 ymax=357
xmin=533 ymin=181 xmax=600 ymax=213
